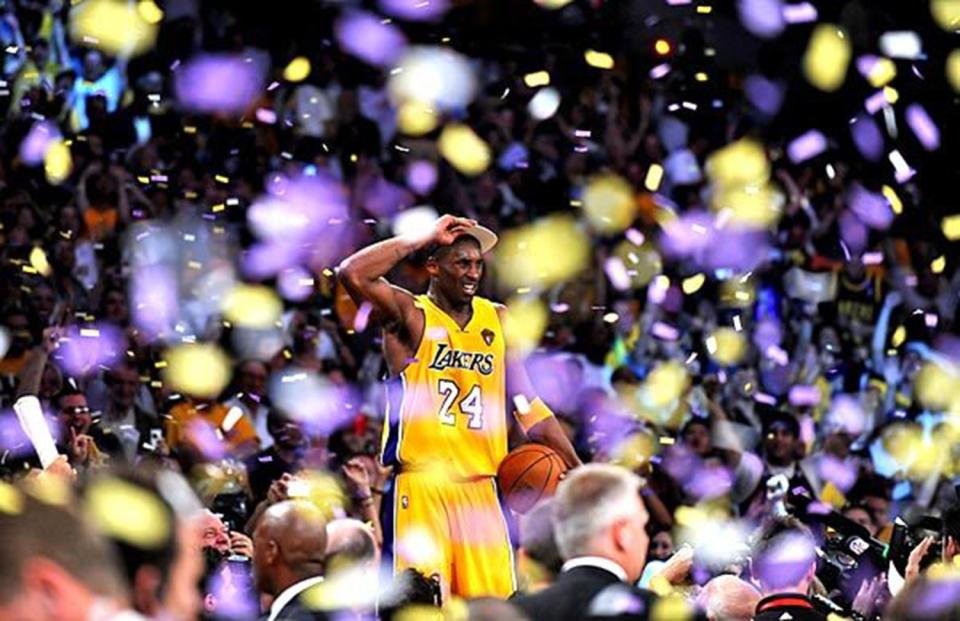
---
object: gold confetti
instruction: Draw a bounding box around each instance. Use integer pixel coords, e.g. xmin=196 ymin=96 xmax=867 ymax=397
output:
xmin=397 ymin=100 xmax=438 ymax=136
xmin=867 ymin=57 xmax=897 ymax=87
xmin=523 ymin=70 xmax=550 ymax=87
xmin=882 ymin=185 xmax=903 ymax=215
xmin=948 ymin=49 xmax=960 ymax=92
xmin=502 ymin=297 xmax=548 ymax=355
xmin=136 ymin=0 xmax=163 ymax=24
xmin=533 ymin=0 xmax=574 ymax=8
xmin=163 ymin=343 xmax=231 ymax=398
xmin=943 ymin=214 xmax=960 ymax=240
xmin=803 ymin=24 xmax=851 ymax=92
xmin=29 ymin=247 xmax=51 ymax=277
xmin=706 ymin=327 xmax=747 ymax=366
xmin=582 ymin=174 xmax=636 ymax=234
xmin=222 ymin=284 xmax=283 ymax=329
xmin=644 ymin=163 xmax=664 ymax=191
xmin=584 ymin=49 xmax=614 ymax=69
xmin=496 ymin=216 xmax=589 ymax=289
xmin=84 ymin=477 xmax=171 ymax=549
xmin=43 ymin=140 xmax=72 ymax=184
xmin=438 ymin=124 xmax=491 ymax=176
xmin=0 ymin=481 xmax=23 ymax=515
xmin=892 ymin=325 xmax=907 ymax=347
xmin=932 ymin=255 xmax=947 ymax=274
xmin=932 ymin=0 xmax=960 ymax=31
xmin=682 ymin=273 xmax=706 ymax=295
xmin=69 ymin=0 xmax=158 ymax=57
xmin=283 ymin=56 xmax=311 ymax=82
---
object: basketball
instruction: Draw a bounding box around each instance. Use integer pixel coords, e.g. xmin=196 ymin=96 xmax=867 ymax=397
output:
xmin=497 ymin=443 xmax=567 ymax=514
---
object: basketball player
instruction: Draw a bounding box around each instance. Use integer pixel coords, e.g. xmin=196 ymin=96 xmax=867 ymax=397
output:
xmin=338 ymin=214 xmax=581 ymax=598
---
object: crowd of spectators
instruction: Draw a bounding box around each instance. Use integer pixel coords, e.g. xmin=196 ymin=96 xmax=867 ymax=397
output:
xmin=1 ymin=0 xmax=960 ymax=619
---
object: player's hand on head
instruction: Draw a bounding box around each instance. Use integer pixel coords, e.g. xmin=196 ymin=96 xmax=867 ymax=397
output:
xmin=434 ymin=214 xmax=477 ymax=246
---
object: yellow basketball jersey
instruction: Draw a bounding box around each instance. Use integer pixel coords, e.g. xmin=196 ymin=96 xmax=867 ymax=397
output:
xmin=381 ymin=294 xmax=507 ymax=478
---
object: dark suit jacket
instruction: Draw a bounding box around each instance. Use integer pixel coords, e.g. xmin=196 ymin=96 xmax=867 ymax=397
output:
xmin=513 ymin=565 xmax=657 ymax=621
xmin=268 ymin=593 xmax=331 ymax=621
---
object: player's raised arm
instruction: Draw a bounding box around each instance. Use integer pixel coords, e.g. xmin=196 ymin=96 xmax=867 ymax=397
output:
xmin=337 ymin=215 xmax=477 ymax=325
xmin=497 ymin=308 xmax=583 ymax=470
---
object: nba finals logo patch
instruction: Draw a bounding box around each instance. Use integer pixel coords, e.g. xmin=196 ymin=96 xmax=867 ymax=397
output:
xmin=482 ymin=328 xmax=495 ymax=346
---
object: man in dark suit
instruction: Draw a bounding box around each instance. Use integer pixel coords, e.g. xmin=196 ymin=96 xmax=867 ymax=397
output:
xmin=512 ymin=464 xmax=658 ymax=621
xmin=253 ymin=500 xmax=330 ymax=621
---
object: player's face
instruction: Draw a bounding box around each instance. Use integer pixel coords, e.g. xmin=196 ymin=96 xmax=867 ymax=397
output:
xmin=432 ymin=241 xmax=484 ymax=304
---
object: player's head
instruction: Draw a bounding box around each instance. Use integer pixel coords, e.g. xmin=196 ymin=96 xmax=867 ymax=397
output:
xmin=425 ymin=234 xmax=484 ymax=305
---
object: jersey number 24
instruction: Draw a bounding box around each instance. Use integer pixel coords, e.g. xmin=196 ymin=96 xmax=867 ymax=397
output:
xmin=437 ymin=379 xmax=484 ymax=429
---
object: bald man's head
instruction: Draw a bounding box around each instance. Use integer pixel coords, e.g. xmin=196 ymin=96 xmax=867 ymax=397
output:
xmin=696 ymin=575 xmax=761 ymax=621
xmin=325 ymin=519 xmax=378 ymax=574
xmin=253 ymin=501 xmax=328 ymax=596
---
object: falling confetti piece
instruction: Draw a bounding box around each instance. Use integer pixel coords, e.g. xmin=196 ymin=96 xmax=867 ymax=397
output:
xmin=644 ymin=164 xmax=664 ymax=191
xmin=0 ymin=481 xmax=22 ymax=515
xmin=175 ymin=53 xmax=267 ymax=113
xmin=379 ymin=0 xmax=450 ymax=21
xmin=335 ymin=11 xmax=407 ymax=68
xmin=707 ymin=327 xmax=747 ymax=366
xmin=803 ymin=24 xmax=851 ymax=92
xmin=84 ymin=477 xmax=171 ymax=548
xmin=281 ymin=57 xmax=310 ymax=82
xmin=29 ymin=247 xmax=51 ymax=277
xmin=523 ymin=70 xmax=551 ymax=87
xmin=787 ymin=130 xmax=827 ymax=164
xmin=931 ymin=0 xmax=960 ymax=31
xmin=682 ymin=273 xmax=706 ymax=294
xmin=438 ymin=124 xmax=491 ymax=176
xmin=19 ymin=121 xmax=59 ymax=165
xmin=69 ymin=0 xmax=158 ymax=57
xmin=948 ymin=50 xmax=960 ymax=92
xmin=879 ymin=31 xmax=923 ymax=59
xmin=612 ymin=239 xmax=662 ymax=289
xmin=222 ymin=284 xmax=283 ymax=329
xmin=43 ymin=140 xmax=72 ymax=184
xmin=163 ymin=343 xmax=232 ymax=399
xmin=582 ymin=174 xmax=636 ymax=234
xmin=496 ymin=216 xmax=590 ymax=289
xmin=136 ymin=0 xmax=164 ymax=24
xmin=857 ymin=55 xmax=897 ymax=87
xmin=389 ymin=47 xmax=477 ymax=111
xmin=905 ymin=103 xmax=941 ymax=150
xmin=584 ymin=49 xmax=614 ymax=69
xmin=932 ymin=255 xmax=947 ymax=274
xmin=528 ymin=87 xmax=560 ymax=120
xmin=502 ymin=297 xmax=547 ymax=354
xmin=397 ymin=100 xmax=439 ymax=136
xmin=738 ymin=0 xmax=786 ymax=39
xmin=533 ymin=0 xmax=574 ymax=8
xmin=942 ymin=214 xmax=960 ymax=240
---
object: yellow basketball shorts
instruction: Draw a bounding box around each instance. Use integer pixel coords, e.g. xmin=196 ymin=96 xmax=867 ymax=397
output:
xmin=388 ymin=471 xmax=516 ymax=599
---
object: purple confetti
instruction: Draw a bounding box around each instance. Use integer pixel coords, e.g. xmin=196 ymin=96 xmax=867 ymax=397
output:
xmin=277 ymin=266 xmax=314 ymax=302
xmin=738 ymin=0 xmax=786 ymax=39
xmin=378 ymin=0 xmax=449 ymax=21
xmin=604 ymin=257 xmax=632 ymax=291
xmin=839 ymin=210 xmax=868 ymax=255
xmin=826 ymin=394 xmax=865 ymax=436
xmin=659 ymin=210 xmax=715 ymax=259
xmin=255 ymin=108 xmax=277 ymax=124
xmin=335 ymin=11 xmax=407 ymax=67
xmin=744 ymin=75 xmax=785 ymax=118
xmin=131 ymin=265 xmax=179 ymax=338
xmin=205 ymin=563 xmax=259 ymax=619
xmin=754 ymin=532 xmax=816 ymax=590
xmin=354 ymin=302 xmax=374 ymax=333
xmin=765 ymin=345 xmax=789 ymax=366
xmin=848 ymin=184 xmax=893 ymax=230
xmin=905 ymin=103 xmax=940 ymax=151
xmin=651 ymin=321 xmax=680 ymax=341
xmin=817 ymin=455 xmax=857 ymax=491
xmin=850 ymin=116 xmax=884 ymax=161
xmin=788 ymin=385 xmax=821 ymax=407
xmin=56 ymin=324 xmax=124 ymax=377
xmin=406 ymin=160 xmax=438 ymax=195
xmin=242 ymin=241 xmax=305 ymax=280
xmin=174 ymin=53 xmax=268 ymax=113
xmin=787 ymin=130 xmax=827 ymax=164
xmin=781 ymin=2 xmax=817 ymax=23
xmin=754 ymin=319 xmax=783 ymax=352
xmin=19 ymin=121 xmax=59 ymax=165
xmin=864 ymin=91 xmax=887 ymax=115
